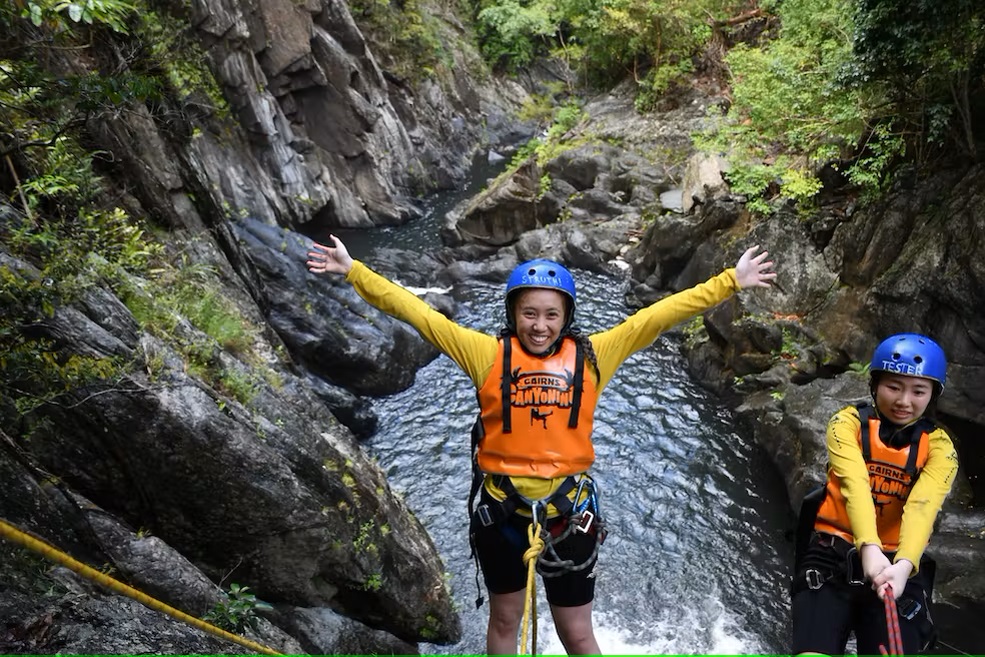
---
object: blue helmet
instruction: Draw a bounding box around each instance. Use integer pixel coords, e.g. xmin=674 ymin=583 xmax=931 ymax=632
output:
xmin=869 ymin=333 xmax=946 ymax=389
xmin=504 ymin=259 xmax=576 ymax=330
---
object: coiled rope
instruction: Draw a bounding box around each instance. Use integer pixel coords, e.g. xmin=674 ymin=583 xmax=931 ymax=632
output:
xmin=519 ymin=520 xmax=546 ymax=655
xmin=879 ymin=584 xmax=904 ymax=656
xmin=0 ymin=518 xmax=281 ymax=655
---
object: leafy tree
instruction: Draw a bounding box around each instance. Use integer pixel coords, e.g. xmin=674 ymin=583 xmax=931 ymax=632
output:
xmin=702 ymin=0 xmax=867 ymax=210
xmin=347 ymin=0 xmax=449 ymax=80
xmin=0 ymin=0 xmax=165 ymax=427
xmin=852 ymin=0 xmax=985 ymax=158
xmin=473 ymin=0 xmax=748 ymax=103
xmin=474 ymin=0 xmax=557 ymax=70
xmin=576 ymin=0 xmax=734 ymax=106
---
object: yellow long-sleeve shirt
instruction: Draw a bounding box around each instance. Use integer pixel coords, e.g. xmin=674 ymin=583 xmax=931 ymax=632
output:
xmin=826 ymin=405 xmax=958 ymax=569
xmin=345 ymin=260 xmax=741 ymax=500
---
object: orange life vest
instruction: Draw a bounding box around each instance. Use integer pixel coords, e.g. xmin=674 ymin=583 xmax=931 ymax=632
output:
xmin=475 ymin=335 xmax=598 ymax=478
xmin=814 ymin=405 xmax=930 ymax=550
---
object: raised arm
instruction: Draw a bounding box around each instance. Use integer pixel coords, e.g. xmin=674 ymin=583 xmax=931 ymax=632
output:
xmin=590 ymin=245 xmax=776 ymax=389
xmin=306 ymin=235 xmax=497 ymax=386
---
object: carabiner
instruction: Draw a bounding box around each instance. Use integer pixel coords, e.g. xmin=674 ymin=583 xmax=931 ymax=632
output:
xmin=574 ymin=476 xmax=590 ymax=513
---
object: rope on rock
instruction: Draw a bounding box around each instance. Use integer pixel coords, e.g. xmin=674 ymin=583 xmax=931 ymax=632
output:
xmin=0 ymin=518 xmax=281 ymax=656
xmin=519 ymin=520 xmax=546 ymax=655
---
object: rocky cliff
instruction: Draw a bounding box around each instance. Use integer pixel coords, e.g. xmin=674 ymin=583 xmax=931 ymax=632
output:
xmin=2 ymin=0 xmax=983 ymax=652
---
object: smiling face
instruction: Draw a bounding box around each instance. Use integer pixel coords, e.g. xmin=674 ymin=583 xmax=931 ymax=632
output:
xmin=512 ymin=288 xmax=568 ymax=355
xmin=874 ymin=373 xmax=935 ymax=425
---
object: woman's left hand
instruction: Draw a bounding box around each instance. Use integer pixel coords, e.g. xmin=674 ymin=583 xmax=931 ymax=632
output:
xmin=871 ymin=559 xmax=913 ymax=600
xmin=735 ymin=245 xmax=777 ymax=289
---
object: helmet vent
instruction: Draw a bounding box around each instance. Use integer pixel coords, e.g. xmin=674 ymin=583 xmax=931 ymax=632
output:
xmin=913 ymin=355 xmax=923 ymax=364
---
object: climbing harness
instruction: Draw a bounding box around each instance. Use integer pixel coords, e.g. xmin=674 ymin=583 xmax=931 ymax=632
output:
xmin=880 ymin=584 xmax=904 ymax=656
xmin=0 ymin=518 xmax=281 ymax=655
xmin=793 ymin=532 xmax=866 ymax=597
xmin=537 ymin=476 xmax=605 ymax=578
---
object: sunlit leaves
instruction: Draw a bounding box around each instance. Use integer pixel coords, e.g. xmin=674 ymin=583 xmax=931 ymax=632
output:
xmin=24 ymin=0 xmax=136 ymax=33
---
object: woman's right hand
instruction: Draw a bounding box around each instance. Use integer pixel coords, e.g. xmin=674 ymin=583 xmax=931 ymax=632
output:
xmin=307 ymin=235 xmax=354 ymax=276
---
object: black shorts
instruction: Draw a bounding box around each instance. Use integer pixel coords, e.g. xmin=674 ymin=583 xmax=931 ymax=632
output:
xmin=791 ymin=539 xmax=935 ymax=654
xmin=472 ymin=509 xmax=599 ymax=607
xmin=791 ymin=581 xmax=931 ymax=654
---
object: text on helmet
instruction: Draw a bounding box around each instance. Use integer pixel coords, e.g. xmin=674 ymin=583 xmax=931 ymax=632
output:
xmin=879 ymin=360 xmax=925 ymax=376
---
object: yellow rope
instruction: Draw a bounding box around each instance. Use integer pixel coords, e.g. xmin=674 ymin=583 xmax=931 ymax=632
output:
xmin=0 ymin=518 xmax=281 ymax=655
xmin=519 ymin=521 xmax=545 ymax=655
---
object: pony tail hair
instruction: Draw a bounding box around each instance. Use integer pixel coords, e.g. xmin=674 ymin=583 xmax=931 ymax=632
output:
xmin=567 ymin=326 xmax=599 ymax=374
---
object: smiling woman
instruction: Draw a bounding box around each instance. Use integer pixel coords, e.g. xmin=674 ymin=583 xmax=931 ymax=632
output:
xmin=505 ymin=259 xmax=575 ymax=355
xmin=306 ymin=233 xmax=776 ymax=654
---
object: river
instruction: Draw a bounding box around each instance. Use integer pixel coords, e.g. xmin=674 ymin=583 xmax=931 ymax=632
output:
xmin=332 ymin=154 xmax=794 ymax=654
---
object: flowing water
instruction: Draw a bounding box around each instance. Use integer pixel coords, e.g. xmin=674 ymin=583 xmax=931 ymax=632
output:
xmin=330 ymin=155 xmax=794 ymax=653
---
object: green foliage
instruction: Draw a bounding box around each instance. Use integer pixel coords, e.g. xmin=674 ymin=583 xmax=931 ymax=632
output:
xmin=848 ymin=360 xmax=871 ymax=375
xmin=701 ymin=0 xmax=984 ymax=213
xmin=517 ymin=83 xmax=569 ymax=123
xmin=363 ymin=572 xmax=383 ymax=591
xmin=216 ymin=367 xmax=259 ymax=406
xmin=0 ymin=0 xmax=263 ymax=431
xmin=22 ymin=0 xmax=135 ymax=34
xmin=348 ymin=0 xmax=448 ymax=81
xmin=136 ymin=8 xmax=228 ymax=113
xmin=852 ymin=0 xmax=984 ymax=158
xmin=500 ymin=98 xmax=587 ymax=183
xmin=1 ymin=1 xmax=161 ymax=144
xmin=634 ymin=57 xmax=695 ymax=112
xmin=116 ymin=257 xmax=265 ymax=406
xmin=579 ymin=0 xmax=720 ymax=97
xmin=353 ymin=520 xmax=377 ymax=553
xmin=203 ymin=583 xmax=272 ymax=633
xmin=420 ymin=613 xmax=441 ymax=641
xmin=475 ymin=0 xmax=556 ymax=70
xmin=841 ymin=122 xmax=905 ymax=199
xmin=0 ymin=168 xmax=161 ymax=419
xmin=699 ymin=0 xmax=881 ymax=211
xmin=473 ymin=0 xmax=740 ymax=103
xmin=549 ymin=100 xmax=584 ymax=136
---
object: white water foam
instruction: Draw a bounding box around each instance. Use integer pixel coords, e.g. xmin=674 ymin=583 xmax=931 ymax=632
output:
xmin=518 ymin=589 xmax=760 ymax=655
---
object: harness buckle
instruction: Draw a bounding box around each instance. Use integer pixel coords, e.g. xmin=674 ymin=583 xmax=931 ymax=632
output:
xmin=476 ymin=504 xmax=494 ymax=528
xmin=897 ymin=597 xmax=923 ymax=621
xmin=846 ymin=547 xmax=865 ymax=586
xmin=805 ymin=569 xmax=825 ymax=590
xmin=575 ymin=510 xmax=594 ymax=534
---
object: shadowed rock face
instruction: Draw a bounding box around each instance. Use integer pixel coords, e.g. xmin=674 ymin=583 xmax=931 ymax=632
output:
xmin=231 ymin=217 xmax=440 ymax=397
xmin=3 ymin=0 xmax=531 ymax=646
xmin=0 ymin=240 xmax=461 ymax=648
